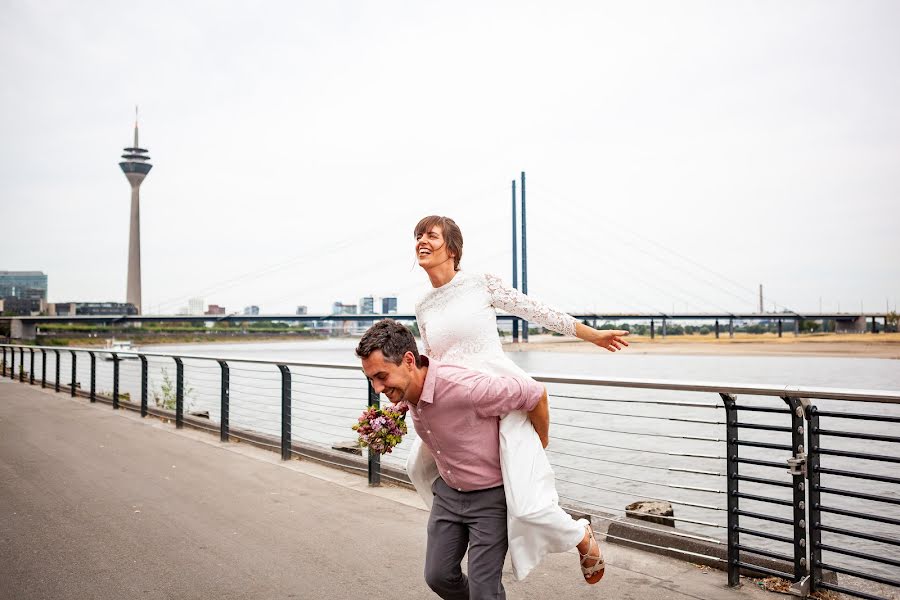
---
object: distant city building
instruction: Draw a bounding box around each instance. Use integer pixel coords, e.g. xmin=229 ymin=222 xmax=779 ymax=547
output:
xmin=2 ymin=297 xmax=46 ymax=316
xmin=80 ymin=302 xmax=138 ymax=316
xmin=47 ymin=302 xmax=76 ymax=316
xmin=381 ymin=296 xmax=398 ymax=315
xmin=48 ymin=302 xmax=139 ymax=316
xmin=243 ymin=305 xmax=260 ymax=316
xmin=332 ymin=302 xmax=357 ymax=315
xmin=46 ymin=302 xmax=124 ymax=316
xmin=188 ymin=297 xmax=205 ymax=316
xmin=0 ymin=271 xmax=48 ymax=301
xmin=331 ymin=301 xmax=358 ymax=335
xmin=358 ymin=296 xmax=376 ymax=328
xmin=205 ymin=304 xmax=226 ymax=316
xmin=296 ymin=305 xmax=308 ymax=315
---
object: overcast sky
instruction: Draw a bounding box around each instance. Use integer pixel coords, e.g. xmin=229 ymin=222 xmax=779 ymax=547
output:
xmin=2 ymin=1 xmax=898 ymax=316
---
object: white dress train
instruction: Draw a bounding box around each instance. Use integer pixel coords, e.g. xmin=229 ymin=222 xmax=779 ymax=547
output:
xmin=410 ymin=271 xmax=587 ymax=581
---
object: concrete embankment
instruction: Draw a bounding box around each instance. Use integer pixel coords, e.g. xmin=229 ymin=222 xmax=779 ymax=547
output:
xmin=0 ymin=377 xmax=778 ymax=600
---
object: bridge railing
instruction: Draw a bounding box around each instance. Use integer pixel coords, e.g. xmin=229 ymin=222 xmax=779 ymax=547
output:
xmin=2 ymin=343 xmax=898 ymax=600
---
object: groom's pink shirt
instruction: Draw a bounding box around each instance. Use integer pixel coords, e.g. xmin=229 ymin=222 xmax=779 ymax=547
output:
xmin=409 ymin=356 xmax=544 ymax=492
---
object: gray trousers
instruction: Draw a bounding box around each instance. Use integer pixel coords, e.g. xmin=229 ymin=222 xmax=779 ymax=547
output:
xmin=425 ymin=478 xmax=508 ymax=600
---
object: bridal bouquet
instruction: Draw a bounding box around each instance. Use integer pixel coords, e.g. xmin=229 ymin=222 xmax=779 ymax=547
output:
xmin=353 ymin=403 xmax=409 ymax=455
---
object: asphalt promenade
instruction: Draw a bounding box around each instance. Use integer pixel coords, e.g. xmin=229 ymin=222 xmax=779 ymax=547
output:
xmin=0 ymin=376 xmax=776 ymax=600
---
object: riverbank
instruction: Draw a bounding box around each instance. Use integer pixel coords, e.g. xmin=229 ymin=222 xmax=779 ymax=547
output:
xmin=31 ymin=332 xmax=326 ymax=348
xmin=503 ymin=333 xmax=900 ymax=359
xmin=17 ymin=331 xmax=900 ymax=359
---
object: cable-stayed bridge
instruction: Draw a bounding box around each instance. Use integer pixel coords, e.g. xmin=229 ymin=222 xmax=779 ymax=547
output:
xmin=2 ymin=311 xmax=891 ymax=341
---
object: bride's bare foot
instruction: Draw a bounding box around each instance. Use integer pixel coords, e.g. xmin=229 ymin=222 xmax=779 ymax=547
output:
xmin=577 ymin=524 xmax=605 ymax=584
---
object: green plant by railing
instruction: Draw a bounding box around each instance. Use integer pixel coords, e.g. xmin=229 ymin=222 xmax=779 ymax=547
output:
xmin=153 ymin=367 xmax=194 ymax=411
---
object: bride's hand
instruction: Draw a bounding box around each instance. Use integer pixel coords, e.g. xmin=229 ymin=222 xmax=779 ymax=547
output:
xmin=576 ymin=323 xmax=630 ymax=351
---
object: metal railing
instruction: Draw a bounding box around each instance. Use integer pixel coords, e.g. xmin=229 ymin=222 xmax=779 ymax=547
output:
xmin=2 ymin=343 xmax=898 ymax=599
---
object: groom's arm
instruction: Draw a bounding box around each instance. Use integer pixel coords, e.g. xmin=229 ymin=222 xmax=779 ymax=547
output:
xmin=468 ymin=373 xmax=549 ymax=447
xmin=527 ymin=389 xmax=550 ymax=448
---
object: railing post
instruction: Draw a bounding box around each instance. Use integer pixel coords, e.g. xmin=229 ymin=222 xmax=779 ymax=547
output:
xmin=278 ymin=364 xmax=291 ymax=460
xmin=88 ymin=352 xmax=96 ymax=402
xmin=729 ymin=318 xmax=734 ymax=338
xmin=715 ymin=319 xmax=720 ymax=339
xmin=9 ymin=346 xmax=15 ymax=380
xmin=112 ymin=354 xmax=120 ymax=409
xmin=29 ymin=348 xmax=35 ymax=385
xmin=19 ymin=347 xmax=25 ymax=382
xmin=367 ymin=381 xmax=381 ymax=487
xmin=40 ymin=349 xmax=46 ymax=388
xmin=806 ymin=404 xmax=822 ymax=595
xmin=53 ymin=349 xmax=60 ymax=392
xmin=721 ymin=393 xmax=740 ymax=587
xmin=139 ymin=355 xmax=148 ymax=417
xmin=778 ymin=319 xmax=783 ymax=338
xmin=782 ymin=396 xmax=810 ymax=595
xmin=69 ymin=350 xmax=77 ymax=396
xmin=174 ymin=357 xmax=183 ymax=429
xmin=650 ymin=319 xmax=655 ymax=339
xmin=1 ymin=346 xmax=6 ymax=377
xmin=218 ymin=360 xmax=230 ymax=442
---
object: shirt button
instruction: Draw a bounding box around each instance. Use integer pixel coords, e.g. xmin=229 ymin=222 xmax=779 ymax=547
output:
xmin=426 ymin=430 xmax=431 ymax=434
xmin=458 ymin=488 xmax=462 ymax=491
xmin=436 ymin=450 xmax=441 ymax=455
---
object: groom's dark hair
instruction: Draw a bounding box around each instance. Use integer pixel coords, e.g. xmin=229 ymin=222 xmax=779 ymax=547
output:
xmin=356 ymin=319 xmax=423 ymax=367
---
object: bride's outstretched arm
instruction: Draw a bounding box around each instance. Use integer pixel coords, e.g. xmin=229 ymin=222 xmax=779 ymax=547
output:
xmin=484 ymin=273 xmax=629 ymax=352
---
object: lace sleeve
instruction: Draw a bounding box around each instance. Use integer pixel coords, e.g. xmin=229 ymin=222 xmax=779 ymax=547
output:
xmin=484 ymin=273 xmax=577 ymax=337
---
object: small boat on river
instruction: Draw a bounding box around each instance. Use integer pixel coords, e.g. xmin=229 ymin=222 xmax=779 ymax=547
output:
xmin=101 ymin=339 xmax=139 ymax=361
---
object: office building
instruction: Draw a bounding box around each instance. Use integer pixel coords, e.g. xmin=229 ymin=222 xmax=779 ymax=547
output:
xmin=381 ymin=296 xmax=398 ymax=315
xmin=48 ymin=302 xmax=138 ymax=316
xmin=2 ymin=297 xmax=46 ymax=316
xmin=188 ymin=297 xmax=205 ymax=316
xmin=0 ymin=271 xmax=48 ymax=300
xmin=332 ymin=302 xmax=357 ymax=315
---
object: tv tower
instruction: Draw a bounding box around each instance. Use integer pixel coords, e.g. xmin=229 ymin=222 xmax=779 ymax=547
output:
xmin=119 ymin=107 xmax=152 ymax=314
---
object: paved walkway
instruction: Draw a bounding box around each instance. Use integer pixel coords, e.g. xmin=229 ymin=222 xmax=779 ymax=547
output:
xmin=0 ymin=377 xmax=776 ymax=600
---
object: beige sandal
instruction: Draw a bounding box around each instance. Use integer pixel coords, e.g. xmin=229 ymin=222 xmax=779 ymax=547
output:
xmin=580 ymin=524 xmax=606 ymax=584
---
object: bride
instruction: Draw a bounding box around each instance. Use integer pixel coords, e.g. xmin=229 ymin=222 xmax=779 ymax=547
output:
xmin=409 ymin=215 xmax=628 ymax=584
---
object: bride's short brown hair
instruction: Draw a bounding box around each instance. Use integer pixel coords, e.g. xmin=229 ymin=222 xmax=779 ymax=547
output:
xmin=414 ymin=215 xmax=463 ymax=271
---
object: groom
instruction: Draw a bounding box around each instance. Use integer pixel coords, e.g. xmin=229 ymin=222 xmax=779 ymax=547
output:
xmin=356 ymin=319 xmax=550 ymax=599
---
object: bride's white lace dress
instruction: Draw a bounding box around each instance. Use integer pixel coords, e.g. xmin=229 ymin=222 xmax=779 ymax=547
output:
xmin=410 ymin=270 xmax=587 ymax=581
